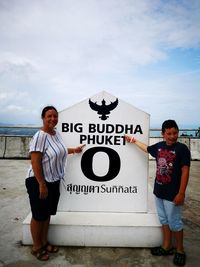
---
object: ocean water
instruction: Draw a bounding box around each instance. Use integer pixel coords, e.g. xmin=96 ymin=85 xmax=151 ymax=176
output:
xmin=0 ymin=127 xmax=40 ymax=136
xmin=0 ymin=126 xmax=198 ymax=137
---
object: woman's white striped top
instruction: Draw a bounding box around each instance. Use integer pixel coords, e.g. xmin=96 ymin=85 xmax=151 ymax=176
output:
xmin=26 ymin=130 xmax=68 ymax=182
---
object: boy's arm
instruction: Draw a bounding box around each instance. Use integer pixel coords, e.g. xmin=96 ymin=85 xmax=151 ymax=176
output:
xmin=173 ymin=165 xmax=190 ymax=206
xmin=125 ymin=135 xmax=148 ymax=153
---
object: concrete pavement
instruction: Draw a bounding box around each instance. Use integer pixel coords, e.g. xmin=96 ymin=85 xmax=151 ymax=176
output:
xmin=0 ymin=160 xmax=199 ymax=267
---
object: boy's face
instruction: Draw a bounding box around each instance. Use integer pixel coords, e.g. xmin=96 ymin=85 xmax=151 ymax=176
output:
xmin=162 ymin=127 xmax=179 ymax=145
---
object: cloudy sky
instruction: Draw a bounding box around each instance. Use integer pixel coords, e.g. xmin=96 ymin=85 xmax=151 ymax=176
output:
xmin=0 ymin=0 xmax=200 ymax=128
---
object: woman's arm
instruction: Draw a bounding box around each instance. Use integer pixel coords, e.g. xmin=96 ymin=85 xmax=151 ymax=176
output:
xmin=68 ymin=144 xmax=86 ymax=154
xmin=31 ymin=151 xmax=48 ymax=199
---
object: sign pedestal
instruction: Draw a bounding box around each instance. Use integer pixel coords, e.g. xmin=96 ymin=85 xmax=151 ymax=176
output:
xmin=22 ymin=185 xmax=162 ymax=247
xmin=23 ymin=91 xmax=162 ymax=247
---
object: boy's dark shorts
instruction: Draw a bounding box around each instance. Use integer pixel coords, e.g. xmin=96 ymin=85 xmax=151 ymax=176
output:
xmin=25 ymin=176 xmax=60 ymax=221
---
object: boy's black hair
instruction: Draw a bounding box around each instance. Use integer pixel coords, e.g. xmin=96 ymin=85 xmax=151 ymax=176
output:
xmin=41 ymin=106 xmax=58 ymax=118
xmin=161 ymin=120 xmax=179 ymax=133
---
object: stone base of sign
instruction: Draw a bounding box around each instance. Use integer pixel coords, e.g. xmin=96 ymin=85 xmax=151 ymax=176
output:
xmin=22 ymin=186 xmax=162 ymax=247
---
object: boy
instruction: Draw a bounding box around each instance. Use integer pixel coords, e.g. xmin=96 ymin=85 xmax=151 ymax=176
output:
xmin=125 ymin=120 xmax=190 ymax=266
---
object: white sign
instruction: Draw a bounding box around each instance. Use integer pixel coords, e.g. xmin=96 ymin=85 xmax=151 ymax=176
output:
xmin=57 ymin=91 xmax=149 ymax=213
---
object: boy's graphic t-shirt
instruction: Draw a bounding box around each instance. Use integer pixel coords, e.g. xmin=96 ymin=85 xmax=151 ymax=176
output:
xmin=147 ymin=141 xmax=191 ymax=201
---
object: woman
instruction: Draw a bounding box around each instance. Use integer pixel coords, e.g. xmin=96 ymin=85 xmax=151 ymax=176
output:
xmin=25 ymin=106 xmax=85 ymax=261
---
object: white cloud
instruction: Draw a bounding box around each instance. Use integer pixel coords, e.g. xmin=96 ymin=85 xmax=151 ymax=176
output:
xmin=6 ymin=104 xmax=23 ymax=112
xmin=1 ymin=0 xmax=199 ymax=71
xmin=0 ymin=0 xmax=199 ymax=126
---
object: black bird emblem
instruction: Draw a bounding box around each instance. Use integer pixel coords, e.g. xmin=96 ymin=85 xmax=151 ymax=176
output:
xmin=89 ymin=98 xmax=118 ymax=120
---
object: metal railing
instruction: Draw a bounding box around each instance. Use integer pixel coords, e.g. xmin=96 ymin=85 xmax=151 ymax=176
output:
xmin=0 ymin=125 xmax=200 ymax=137
xmin=150 ymin=128 xmax=200 ymax=138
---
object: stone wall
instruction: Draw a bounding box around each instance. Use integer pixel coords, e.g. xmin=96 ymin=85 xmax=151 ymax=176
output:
xmin=0 ymin=136 xmax=32 ymax=159
xmin=149 ymin=137 xmax=200 ymax=160
xmin=0 ymin=136 xmax=199 ymax=160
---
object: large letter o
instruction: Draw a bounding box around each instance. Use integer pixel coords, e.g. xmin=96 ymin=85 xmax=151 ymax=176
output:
xmin=81 ymin=147 xmax=121 ymax=182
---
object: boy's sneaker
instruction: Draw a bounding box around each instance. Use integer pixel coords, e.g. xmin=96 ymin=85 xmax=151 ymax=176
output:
xmin=151 ymin=246 xmax=174 ymax=256
xmin=173 ymin=251 xmax=186 ymax=266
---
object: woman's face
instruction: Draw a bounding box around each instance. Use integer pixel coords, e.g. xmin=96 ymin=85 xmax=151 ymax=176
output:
xmin=42 ymin=109 xmax=58 ymax=129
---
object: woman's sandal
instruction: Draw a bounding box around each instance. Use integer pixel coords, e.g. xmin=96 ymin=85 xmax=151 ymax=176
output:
xmin=173 ymin=251 xmax=186 ymax=266
xmin=43 ymin=241 xmax=59 ymax=253
xmin=31 ymin=247 xmax=49 ymax=261
xmin=151 ymin=246 xmax=174 ymax=256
